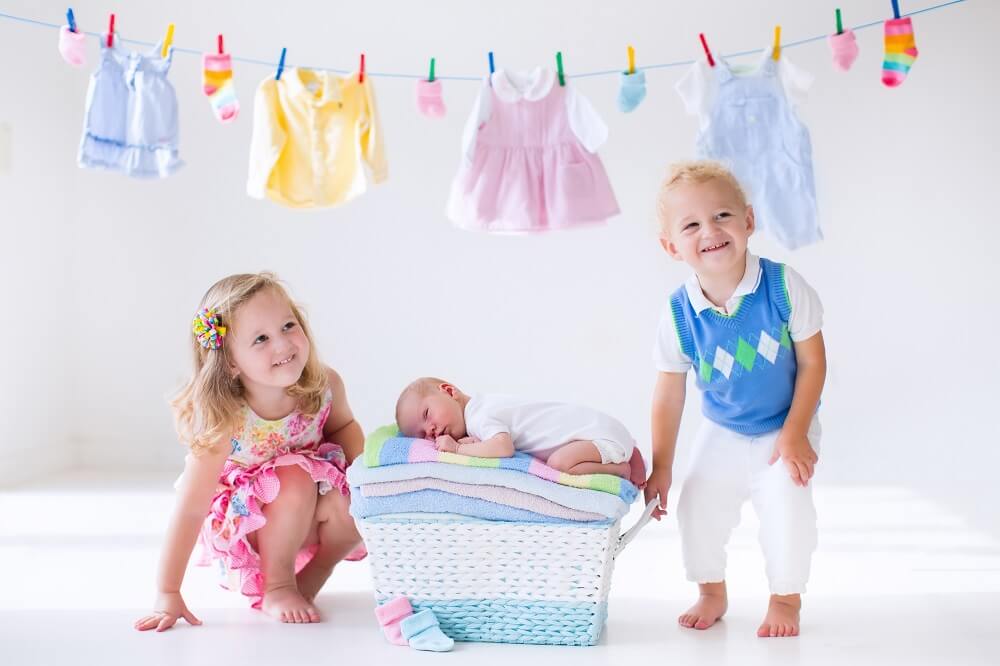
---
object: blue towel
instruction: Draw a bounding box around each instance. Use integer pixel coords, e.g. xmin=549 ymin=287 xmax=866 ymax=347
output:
xmin=350 ymin=487 xmax=612 ymax=525
xmin=347 ymin=459 xmax=630 ymax=520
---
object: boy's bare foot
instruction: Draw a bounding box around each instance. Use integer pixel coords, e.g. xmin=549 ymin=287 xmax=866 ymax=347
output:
xmin=261 ymin=583 xmax=321 ymax=623
xmin=679 ymin=582 xmax=727 ymax=630
xmin=757 ymin=594 xmax=801 ymax=637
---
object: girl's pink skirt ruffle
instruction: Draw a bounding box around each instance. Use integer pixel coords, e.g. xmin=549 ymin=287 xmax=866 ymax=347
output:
xmin=197 ymin=443 xmax=366 ymax=608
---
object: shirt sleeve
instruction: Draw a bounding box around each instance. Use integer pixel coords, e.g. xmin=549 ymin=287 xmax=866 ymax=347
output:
xmin=675 ymin=61 xmax=715 ymax=122
xmin=460 ymin=79 xmax=492 ymax=164
xmin=565 ymin=87 xmax=609 ymax=153
xmin=246 ymin=79 xmax=287 ymax=199
xmin=784 ymin=264 xmax=823 ymax=341
xmin=778 ymin=55 xmax=813 ymax=108
xmin=653 ymin=307 xmax=693 ymax=373
xmin=359 ymin=78 xmax=388 ymax=183
xmin=465 ymin=400 xmax=510 ymax=441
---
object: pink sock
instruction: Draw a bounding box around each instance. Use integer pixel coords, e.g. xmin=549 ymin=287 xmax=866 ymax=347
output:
xmin=828 ymin=29 xmax=859 ymax=72
xmin=416 ymin=79 xmax=446 ymax=118
xmin=374 ymin=596 xmax=413 ymax=646
xmin=58 ymin=25 xmax=87 ymax=68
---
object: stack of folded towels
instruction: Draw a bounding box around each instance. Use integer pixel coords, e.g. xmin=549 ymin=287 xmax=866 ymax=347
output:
xmin=347 ymin=425 xmax=639 ymax=525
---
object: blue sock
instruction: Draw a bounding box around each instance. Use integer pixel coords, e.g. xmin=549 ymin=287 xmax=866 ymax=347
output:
xmin=617 ymin=70 xmax=647 ymax=113
xmin=401 ymin=610 xmax=454 ymax=652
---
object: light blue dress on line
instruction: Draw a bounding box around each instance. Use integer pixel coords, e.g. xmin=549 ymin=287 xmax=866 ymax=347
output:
xmin=77 ymin=33 xmax=183 ymax=178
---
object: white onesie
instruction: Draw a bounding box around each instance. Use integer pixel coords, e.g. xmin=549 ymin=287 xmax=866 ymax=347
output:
xmin=464 ymin=394 xmax=635 ymax=464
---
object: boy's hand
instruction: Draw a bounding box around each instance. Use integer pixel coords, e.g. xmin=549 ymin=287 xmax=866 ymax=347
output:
xmin=769 ymin=429 xmax=818 ymax=487
xmin=435 ymin=434 xmax=461 ymax=453
xmin=134 ymin=592 xmax=201 ymax=632
xmin=457 ymin=436 xmax=480 ymax=445
xmin=644 ymin=466 xmax=673 ymax=521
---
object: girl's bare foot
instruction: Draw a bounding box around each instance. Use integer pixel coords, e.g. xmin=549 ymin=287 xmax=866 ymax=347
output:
xmin=261 ymin=583 xmax=321 ymax=623
xmin=679 ymin=581 xmax=728 ymax=630
xmin=757 ymin=594 xmax=801 ymax=637
xmin=296 ymin=560 xmax=335 ymax=602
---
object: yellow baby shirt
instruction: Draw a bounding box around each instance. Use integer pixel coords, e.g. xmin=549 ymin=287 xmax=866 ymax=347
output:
xmin=247 ymin=67 xmax=387 ymax=208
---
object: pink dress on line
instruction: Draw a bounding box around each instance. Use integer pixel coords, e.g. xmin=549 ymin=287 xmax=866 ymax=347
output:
xmin=446 ymin=67 xmax=620 ymax=233
xmin=195 ymin=389 xmax=365 ymax=607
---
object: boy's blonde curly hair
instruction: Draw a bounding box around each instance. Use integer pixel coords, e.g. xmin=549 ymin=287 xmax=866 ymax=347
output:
xmin=656 ymin=160 xmax=749 ymax=234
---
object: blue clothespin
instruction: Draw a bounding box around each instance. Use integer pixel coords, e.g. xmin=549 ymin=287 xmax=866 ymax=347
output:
xmin=66 ymin=7 xmax=76 ymax=32
xmin=891 ymin=0 xmax=901 ymax=19
xmin=276 ymin=47 xmax=287 ymax=80
xmin=488 ymin=51 xmax=495 ymax=87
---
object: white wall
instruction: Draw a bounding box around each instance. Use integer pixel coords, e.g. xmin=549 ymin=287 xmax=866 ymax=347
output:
xmin=1 ymin=1 xmax=997 ymax=492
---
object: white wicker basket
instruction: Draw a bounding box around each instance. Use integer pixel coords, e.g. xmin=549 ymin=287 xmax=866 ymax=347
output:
xmin=359 ymin=500 xmax=656 ymax=646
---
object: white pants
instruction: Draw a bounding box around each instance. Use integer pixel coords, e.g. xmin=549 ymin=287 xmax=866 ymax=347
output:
xmin=677 ymin=416 xmax=821 ymax=595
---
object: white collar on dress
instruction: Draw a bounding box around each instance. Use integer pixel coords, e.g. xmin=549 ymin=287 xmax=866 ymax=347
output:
xmin=490 ymin=67 xmax=556 ymax=102
xmin=684 ymin=252 xmax=762 ymax=314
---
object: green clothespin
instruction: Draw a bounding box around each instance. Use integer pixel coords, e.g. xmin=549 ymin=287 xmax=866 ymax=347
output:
xmin=428 ymin=57 xmax=436 ymax=82
xmin=835 ymin=8 xmax=843 ymax=34
xmin=556 ymin=51 xmax=565 ymax=86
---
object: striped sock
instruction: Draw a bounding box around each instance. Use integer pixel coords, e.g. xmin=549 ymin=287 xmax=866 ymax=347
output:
xmin=882 ymin=17 xmax=918 ymax=87
xmin=202 ymin=53 xmax=239 ymax=122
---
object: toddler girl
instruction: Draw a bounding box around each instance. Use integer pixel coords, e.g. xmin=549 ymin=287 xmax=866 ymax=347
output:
xmin=134 ymin=272 xmax=365 ymax=630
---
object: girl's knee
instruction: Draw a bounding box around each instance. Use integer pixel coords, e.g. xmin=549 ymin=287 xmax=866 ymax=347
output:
xmin=274 ymin=464 xmax=318 ymax=497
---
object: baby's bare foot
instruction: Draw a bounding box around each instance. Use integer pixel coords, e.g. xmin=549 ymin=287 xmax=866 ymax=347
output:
xmin=757 ymin=594 xmax=801 ymax=637
xmin=679 ymin=585 xmax=727 ymax=630
xmin=261 ymin=584 xmax=321 ymax=623
xmin=628 ymin=450 xmax=647 ymax=488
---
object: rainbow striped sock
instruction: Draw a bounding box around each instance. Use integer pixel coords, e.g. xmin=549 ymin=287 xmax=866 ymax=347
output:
xmin=882 ymin=17 xmax=918 ymax=87
xmin=202 ymin=53 xmax=239 ymax=123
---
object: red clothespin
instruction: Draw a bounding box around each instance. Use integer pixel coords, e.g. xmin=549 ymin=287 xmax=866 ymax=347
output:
xmin=699 ymin=32 xmax=715 ymax=67
xmin=359 ymin=53 xmax=366 ymax=83
xmin=217 ymin=34 xmax=224 ymax=54
xmin=107 ymin=13 xmax=115 ymax=47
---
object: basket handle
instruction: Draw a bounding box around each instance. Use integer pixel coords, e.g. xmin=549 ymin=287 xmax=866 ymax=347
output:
xmin=612 ymin=499 xmax=658 ymax=559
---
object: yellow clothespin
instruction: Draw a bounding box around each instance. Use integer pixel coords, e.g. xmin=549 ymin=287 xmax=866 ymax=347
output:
xmin=161 ymin=23 xmax=175 ymax=58
xmin=772 ymin=25 xmax=781 ymax=60
xmin=627 ymin=45 xmax=636 ymax=74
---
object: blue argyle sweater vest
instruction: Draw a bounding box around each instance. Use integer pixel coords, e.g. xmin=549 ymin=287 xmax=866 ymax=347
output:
xmin=670 ymin=258 xmax=796 ymax=435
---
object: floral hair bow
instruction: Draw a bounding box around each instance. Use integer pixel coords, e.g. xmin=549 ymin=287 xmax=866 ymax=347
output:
xmin=192 ymin=308 xmax=227 ymax=350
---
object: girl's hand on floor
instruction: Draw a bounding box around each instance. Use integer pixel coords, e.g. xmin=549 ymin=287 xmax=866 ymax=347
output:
xmin=769 ymin=429 xmax=818 ymax=487
xmin=644 ymin=466 xmax=672 ymax=521
xmin=134 ymin=592 xmax=202 ymax=632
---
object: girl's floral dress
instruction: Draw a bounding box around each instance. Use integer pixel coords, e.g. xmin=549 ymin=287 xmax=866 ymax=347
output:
xmin=197 ymin=390 xmax=364 ymax=606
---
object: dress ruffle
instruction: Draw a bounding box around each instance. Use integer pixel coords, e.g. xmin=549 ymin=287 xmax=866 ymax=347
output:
xmin=197 ymin=442 xmax=361 ymax=607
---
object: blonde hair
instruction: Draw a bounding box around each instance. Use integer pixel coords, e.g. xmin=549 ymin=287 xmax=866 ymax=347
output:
xmin=656 ymin=160 xmax=748 ymax=234
xmin=395 ymin=377 xmax=448 ymax=431
xmin=172 ymin=272 xmax=329 ymax=455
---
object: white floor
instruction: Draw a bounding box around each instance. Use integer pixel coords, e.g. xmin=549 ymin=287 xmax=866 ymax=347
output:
xmin=1 ymin=470 xmax=998 ymax=666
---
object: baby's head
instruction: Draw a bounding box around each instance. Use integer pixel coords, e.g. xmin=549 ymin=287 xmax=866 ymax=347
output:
xmin=173 ymin=272 xmax=328 ymax=453
xmin=655 ymin=160 xmax=755 ymax=275
xmin=395 ymin=378 xmax=468 ymax=441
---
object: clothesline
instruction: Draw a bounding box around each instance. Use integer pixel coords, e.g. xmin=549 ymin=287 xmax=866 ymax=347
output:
xmin=0 ymin=0 xmax=968 ymax=81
